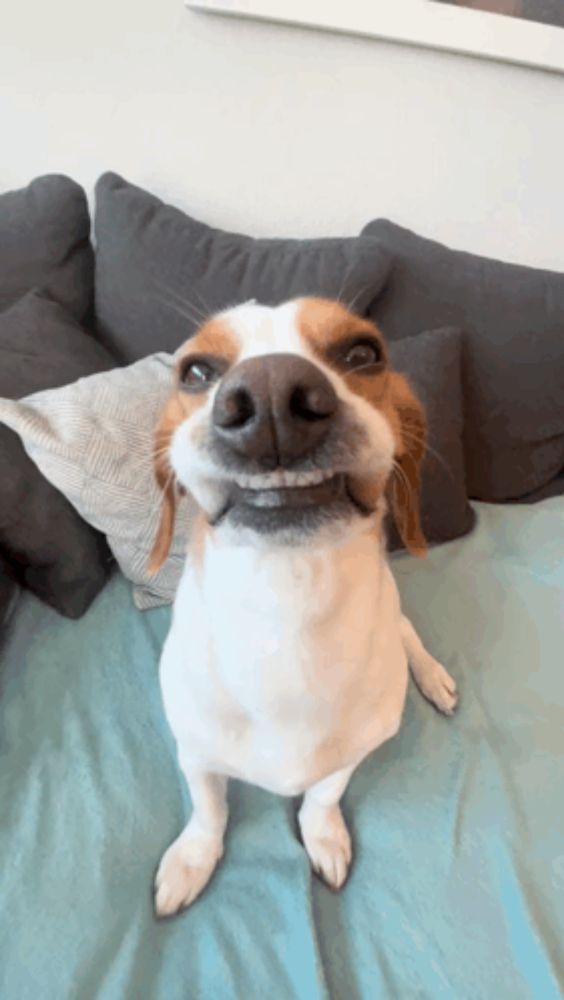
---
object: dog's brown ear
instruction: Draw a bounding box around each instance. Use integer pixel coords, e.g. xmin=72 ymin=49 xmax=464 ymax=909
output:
xmin=148 ymin=479 xmax=178 ymax=576
xmin=387 ymin=373 xmax=427 ymax=558
xmin=147 ymin=413 xmax=185 ymax=576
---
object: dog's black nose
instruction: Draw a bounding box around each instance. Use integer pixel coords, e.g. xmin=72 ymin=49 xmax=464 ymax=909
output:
xmin=212 ymin=353 xmax=338 ymax=468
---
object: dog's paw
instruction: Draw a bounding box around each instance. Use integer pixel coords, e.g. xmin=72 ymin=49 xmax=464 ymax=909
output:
xmin=299 ymin=804 xmax=352 ymax=891
xmin=154 ymin=829 xmax=223 ymax=918
xmin=417 ymin=659 xmax=459 ymax=716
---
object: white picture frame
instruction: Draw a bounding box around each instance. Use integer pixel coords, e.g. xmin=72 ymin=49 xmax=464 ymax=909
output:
xmin=187 ymin=0 xmax=564 ymax=75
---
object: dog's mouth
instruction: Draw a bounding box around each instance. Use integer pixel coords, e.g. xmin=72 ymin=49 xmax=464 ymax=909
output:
xmin=233 ymin=471 xmax=345 ymax=509
xmin=212 ymin=469 xmax=372 ymax=533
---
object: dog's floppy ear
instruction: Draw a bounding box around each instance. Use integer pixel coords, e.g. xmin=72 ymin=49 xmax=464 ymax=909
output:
xmin=387 ymin=373 xmax=427 ymax=558
xmin=147 ymin=412 xmax=185 ymax=577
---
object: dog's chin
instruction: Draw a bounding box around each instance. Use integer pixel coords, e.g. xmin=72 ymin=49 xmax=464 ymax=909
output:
xmin=210 ymin=473 xmax=372 ymax=541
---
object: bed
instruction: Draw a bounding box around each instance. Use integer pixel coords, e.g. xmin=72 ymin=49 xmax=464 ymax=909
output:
xmin=1 ymin=497 xmax=563 ymax=1000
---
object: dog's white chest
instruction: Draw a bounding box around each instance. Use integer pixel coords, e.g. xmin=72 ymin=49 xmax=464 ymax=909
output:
xmin=160 ymin=536 xmax=408 ymax=795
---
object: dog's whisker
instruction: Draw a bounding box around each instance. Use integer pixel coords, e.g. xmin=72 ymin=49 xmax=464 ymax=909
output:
xmin=344 ymin=360 xmax=383 ymax=378
xmin=190 ymin=285 xmax=214 ymax=318
xmin=119 ymin=444 xmax=174 ymax=488
xmin=392 ymin=458 xmax=413 ymax=507
xmin=342 ymin=281 xmax=372 ymax=316
xmin=150 ymin=281 xmax=210 ymax=328
xmin=155 ymin=281 xmax=209 ymax=321
xmin=399 ymin=427 xmax=454 ymax=479
xmin=147 ymin=468 xmax=177 ymax=520
xmin=335 ymin=270 xmax=348 ymax=309
xmin=154 ymin=294 xmax=208 ymax=331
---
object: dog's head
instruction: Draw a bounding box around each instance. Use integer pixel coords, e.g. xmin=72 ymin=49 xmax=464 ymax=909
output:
xmin=149 ymin=298 xmax=426 ymax=571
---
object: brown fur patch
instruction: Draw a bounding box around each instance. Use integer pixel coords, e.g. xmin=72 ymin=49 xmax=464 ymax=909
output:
xmin=297 ymin=297 xmax=387 ymax=360
xmin=176 ymin=316 xmax=240 ymax=370
xmin=148 ymin=318 xmax=240 ymax=575
xmin=297 ymin=297 xmax=427 ymax=556
xmin=297 ymin=297 xmax=390 ymax=404
xmin=386 ymin=373 xmax=427 ymax=557
xmin=349 ymin=371 xmax=427 ymax=557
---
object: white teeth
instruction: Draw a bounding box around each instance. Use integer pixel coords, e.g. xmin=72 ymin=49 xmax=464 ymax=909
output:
xmin=233 ymin=469 xmax=335 ymax=490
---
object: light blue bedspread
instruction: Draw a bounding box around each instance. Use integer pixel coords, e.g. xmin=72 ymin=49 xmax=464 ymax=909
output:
xmin=1 ymin=500 xmax=563 ymax=1000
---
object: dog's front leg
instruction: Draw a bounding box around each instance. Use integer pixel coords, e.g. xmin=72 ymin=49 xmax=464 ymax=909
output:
xmin=154 ymin=753 xmax=228 ymax=918
xmin=298 ymin=765 xmax=355 ymax=890
xmin=400 ymin=615 xmax=458 ymax=715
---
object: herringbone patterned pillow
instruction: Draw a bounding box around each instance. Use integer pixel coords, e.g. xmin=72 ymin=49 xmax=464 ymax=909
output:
xmin=0 ymin=353 xmax=195 ymax=608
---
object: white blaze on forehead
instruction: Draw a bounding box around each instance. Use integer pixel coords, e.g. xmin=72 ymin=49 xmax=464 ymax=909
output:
xmin=219 ymin=300 xmax=310 ymax=362
xmin=211 ymin=299 xmax=380 ymax=413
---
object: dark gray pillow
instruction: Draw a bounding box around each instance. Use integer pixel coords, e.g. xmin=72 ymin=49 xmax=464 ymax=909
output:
xmin=0 ymin=551 xmax=18 ymax=631
xmin=362 ymin=219 xmax=564 ymax=502
xmin=0 ymin=174 xmax=94 ymax=321
xmin=94 ymin=172 xmax=393 ymax=362
xmin=512 ymin=470 xmax=564 ymax=504
xmin=387 ymin=328 xmax=475 ymax=551
xmin=0 ymin=291 xmax=117 ymax=619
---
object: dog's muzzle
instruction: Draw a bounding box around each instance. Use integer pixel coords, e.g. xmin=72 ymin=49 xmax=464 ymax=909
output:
xmin=205 ymin=354 xmax=370 ymax=536
xmin=212 ymin=353 xmax=338 ymax=470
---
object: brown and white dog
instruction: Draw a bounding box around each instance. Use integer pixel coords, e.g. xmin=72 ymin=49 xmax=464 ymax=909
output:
xmin=149 ymin=297 xmax=458 ymax=917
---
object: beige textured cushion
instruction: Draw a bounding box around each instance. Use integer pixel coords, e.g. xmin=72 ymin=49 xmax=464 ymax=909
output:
xmin=0 ymin=353 xmax=194 ymax=608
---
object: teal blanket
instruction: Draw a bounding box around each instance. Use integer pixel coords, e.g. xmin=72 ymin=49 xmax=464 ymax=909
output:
xmin=1 ymin=500 xmax=563 ymax=999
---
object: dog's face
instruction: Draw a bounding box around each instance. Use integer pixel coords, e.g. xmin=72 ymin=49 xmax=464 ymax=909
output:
xmin=149 ymin=298 xmax=426 ymax=570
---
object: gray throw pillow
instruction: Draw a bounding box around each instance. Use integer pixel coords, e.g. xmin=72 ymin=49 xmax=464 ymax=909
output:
xmin=0 ymin=291 xmax=116 ymax=619
xmin=94 ymin=173 xmax=393 ymax=362
xmin=362 ymin=219 xmax=564 ymax=502
xmin=0 ymin=174 xmax=94 ymax=321
xmin=388 ymin=328 xmax=475 ymax=550
xmin=0 ymin=353 xmax=195 ymax=610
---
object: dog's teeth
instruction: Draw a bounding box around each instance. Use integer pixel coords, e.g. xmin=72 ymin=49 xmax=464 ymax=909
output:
xmin=233 ymin=469 xmax=334 ymax=490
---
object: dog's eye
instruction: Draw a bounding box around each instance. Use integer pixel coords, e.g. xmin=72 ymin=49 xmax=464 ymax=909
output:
xmin=180 ymin=357 xmax=221 ymax=391
xmin=341 ymin=339 xmax=383 ymax=373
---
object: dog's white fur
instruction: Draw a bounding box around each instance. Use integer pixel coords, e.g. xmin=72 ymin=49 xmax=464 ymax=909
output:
xmin=152 ymin=300 xmax=458 ymax=917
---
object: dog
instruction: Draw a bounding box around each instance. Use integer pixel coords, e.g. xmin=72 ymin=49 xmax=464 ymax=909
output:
xmin=148 ymin=297 xmax=458 ymax=917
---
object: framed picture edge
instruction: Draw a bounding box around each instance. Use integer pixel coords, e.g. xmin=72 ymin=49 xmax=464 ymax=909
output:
xmin=186 ymin=0 xmax=564 ymax=75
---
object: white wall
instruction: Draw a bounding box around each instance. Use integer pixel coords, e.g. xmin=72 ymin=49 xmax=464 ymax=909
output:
xmin=2 ymin=0 xmax=564 ymax=269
